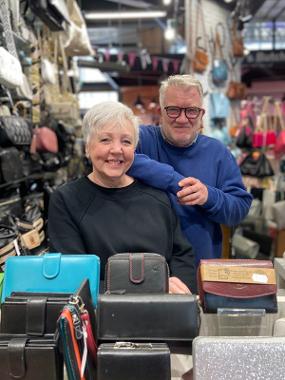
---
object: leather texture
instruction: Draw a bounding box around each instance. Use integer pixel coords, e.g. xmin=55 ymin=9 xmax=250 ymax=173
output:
xmin=198 ymin=259 xmax=278 ymax=313
xmin=0 ymin=115 xmax=32 ymax=146
xmin=97 ymin=342 xmax=171 ymax=380
xmin=104 ymin=252 xmax=169 ymax=293
xmin=97 ymin=293 xmax=200 ymax=341
xmin=0 ymin=147 xmax=23 ymax=183
xmin=1 ymin=253 xmax=100 ymax=305
xmin=0 ymin=336 xmax=63 ymax=380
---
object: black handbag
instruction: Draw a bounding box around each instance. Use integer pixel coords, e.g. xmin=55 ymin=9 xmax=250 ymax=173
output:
xmin=0 ymin=336 xmax=63 ymax=380
xmin=0 ymin=224 xmax=19 ymax=270
xmin=0 ymin=147 xmax=23 ymax=183
xmin=97 ymin=342 xmax=171 ymax=380
xmin=97 ymin=293 xmax=200 ymax=343
xmin=29 ymin=0 xmax=69 ymax=31
xmin=240 ymin=150 xmax=274 ymax=178
xmin=104 ymin=252 xmax=169 ymax=293
xmin=0 ymin=116 xmax=32 ymax=147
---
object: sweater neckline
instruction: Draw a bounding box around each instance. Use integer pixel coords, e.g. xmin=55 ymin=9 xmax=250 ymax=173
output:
xmin=84 ymin=176 xmax=139 ymax=194
xmin=157 ymin=127 xmax=200 ymax=152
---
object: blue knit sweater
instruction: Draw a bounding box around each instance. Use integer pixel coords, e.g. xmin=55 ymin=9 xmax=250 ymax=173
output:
xmin=128 ymin=125 xmax=252 ymax=266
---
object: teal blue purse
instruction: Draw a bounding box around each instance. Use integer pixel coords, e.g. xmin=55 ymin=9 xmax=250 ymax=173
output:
xmin=1 ymin=253 xmax=100 ymax=305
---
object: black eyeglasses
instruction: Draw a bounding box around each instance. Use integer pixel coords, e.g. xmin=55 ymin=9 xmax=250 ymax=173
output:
xmin=164 ymin=106 xmax=205 ymax=120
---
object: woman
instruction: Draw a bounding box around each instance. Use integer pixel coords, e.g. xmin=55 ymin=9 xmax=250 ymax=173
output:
xmin=48 ymin=101 xmax=196 ymax=293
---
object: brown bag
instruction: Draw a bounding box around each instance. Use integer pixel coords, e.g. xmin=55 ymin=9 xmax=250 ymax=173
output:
xmin=232 ymin=20 xmax=244 ymax=57
xmin=192 ymin=0 xmax=208 ymax=73
xmin=227 ymin=81 xmax=246 ymax=100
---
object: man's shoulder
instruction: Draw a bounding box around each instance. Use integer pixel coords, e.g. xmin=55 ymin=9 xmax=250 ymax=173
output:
xmin=198 ymin=134 xmax=230 ymax=152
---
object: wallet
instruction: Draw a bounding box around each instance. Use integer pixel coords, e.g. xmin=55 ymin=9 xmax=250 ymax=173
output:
xmin=0 ymin=336 xmax=63 ymax=380
xmin=1 ymin=253 xmax=100 ymax=305
xmin=104 ymin=252 xmax=169 ymax=293
xmin=198 ymin=259 xmax=278 ymax=313
xmin=97 ymin=293 xmax=200 ymax=342
xmin=97 ymin=342 xmax=171 ymax=380
xmin=0 ymin=279 xmax=97 ymax=338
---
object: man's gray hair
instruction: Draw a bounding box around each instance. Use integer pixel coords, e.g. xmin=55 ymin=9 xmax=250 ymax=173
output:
xmin=82 ymin=101 xmax=139 ymax=146
xmin=159 ymin=74 xmax=204 ymax=107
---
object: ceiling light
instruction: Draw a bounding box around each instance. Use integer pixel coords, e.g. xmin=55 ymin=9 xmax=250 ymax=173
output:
xmin=164 ymin=19 xmax=176 ymax=40
xmin=163 ymin=0 xmax=172 ymax=5
xmin=85 ymin=10 xmax=167 ymax=20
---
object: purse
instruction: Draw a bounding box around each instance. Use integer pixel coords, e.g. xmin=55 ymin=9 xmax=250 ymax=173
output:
xmin=232 ymin=234 xmax=260 ymax=259
xmin=97 ymin=293 xmax=200 ymax=343
xmin=29 ymin=0 xmax=69 ymax=31
xmin=0 ymin=47 xmax=23 ymax=89
xmin=211 ymin=26 xmax=228 ymax=86
xmin=198 ymin=259 xmax=278 ymax=313
xmin=239 ymin=150 xmax=274 ymax=178
xmin=0 ymin=336 xmax=63 ymax=380
xmin=192 ymin=1 xmax=208 ymax=74
xmin=1 ymin=253 xmax=100 ymax=305
xmin=0 ymin=147 xmax=24 ymax=184
xmin=104 ymin=252 xmax=169 ymax=293
xmin=0 ymin=116 xmax=32 ymax=147
xmin=97 ymin=342 xmax=171 ymax=380
xmin=30 ymin=127 xmax=59 ymax=154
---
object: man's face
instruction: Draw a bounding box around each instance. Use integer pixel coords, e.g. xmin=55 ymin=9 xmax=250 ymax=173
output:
xmin=160 ymin=86 xmax=204 ymax=147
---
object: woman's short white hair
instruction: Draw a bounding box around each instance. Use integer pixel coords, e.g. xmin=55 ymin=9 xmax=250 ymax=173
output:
xmin=159 ymin=74 xmax=204 ymax=107
xmin=82 ymin=101 xmax=139 ymax=146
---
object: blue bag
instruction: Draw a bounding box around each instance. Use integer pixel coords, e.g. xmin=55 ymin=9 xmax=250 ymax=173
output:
xmin=1 ymin=253 xmax=100 ymax=305
xmin=210 ymin=92 xmax=230 ymax=119
xmin=212 ymin=59 xmax=228 ymax=85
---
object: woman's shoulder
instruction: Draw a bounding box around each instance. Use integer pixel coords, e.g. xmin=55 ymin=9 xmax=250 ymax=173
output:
xmin=135 ymin=181 xmax=171 ymax=207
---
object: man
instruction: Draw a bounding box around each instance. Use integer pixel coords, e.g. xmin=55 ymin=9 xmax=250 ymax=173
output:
xmin=129 ymin=74 xmax=252 ymax=266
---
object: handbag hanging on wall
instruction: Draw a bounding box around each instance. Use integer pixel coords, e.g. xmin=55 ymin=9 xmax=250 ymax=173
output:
xmin=192 ymin=0 xmax=209 ymax=74
xmin=239 ymin=149 xmax=274 ymax=178
xmin=211 ymin=24 xmax=228 ymax=86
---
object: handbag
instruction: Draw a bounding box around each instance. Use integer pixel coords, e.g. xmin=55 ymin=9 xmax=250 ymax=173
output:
xmin=29 ymin=0 xmax=69 ymax=31
xmin=211 ymin=26 xmax=228 ymax=86
xmin=235 ymin=119 xmax=253 ymax=149
xmin=97 ymin=342 xmax=171 ymax=380
xmin=192 ymin=1 xmax=208 ymax=74
xmin=210 ymin=92 xmax=230 ymax=119
xmin=104 ymin=252 xmax=169 ymax=293
xmin=0 ymin=47 xmax=23 ymax=89
xmin=239 ymin=150 xmax=274 ymax=178
xmin=0 ymin=336 xmax=63 ymax=380
xmin=198 ymin=259 xmax=278 ymax=313
xmin=232 ymin=233 xmax=260 ymax=259
xmin=1 ymin=253 xmax=100 ymax=305
xmin=62 ymin=0 xmax=94 ymax=56
xmin=30 ymin=127 xmax=59 ymax=154
xmin=231 ymin=19 xmax=244 ymax=57
xmin=97 ymin=293 xmax=200 ymax=343
xmin=0 ymin=147 xmax=24 ymax=183
xmin=0 ymin=224 xmax=20 ymax=271
xmin=0 ymin=116 xmax=32 ymax=147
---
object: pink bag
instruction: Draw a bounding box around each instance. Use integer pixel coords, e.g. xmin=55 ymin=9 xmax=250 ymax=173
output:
xmin=30 ymin=127 xmax=58 ymax=154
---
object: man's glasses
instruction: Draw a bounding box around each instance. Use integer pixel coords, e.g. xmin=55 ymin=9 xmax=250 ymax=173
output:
xmin=164 ymin=106 xmax=205 ymax=120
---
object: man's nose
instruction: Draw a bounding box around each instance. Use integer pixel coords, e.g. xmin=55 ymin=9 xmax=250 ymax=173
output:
xmin=176 ymin=109 xmax=189 ymax=123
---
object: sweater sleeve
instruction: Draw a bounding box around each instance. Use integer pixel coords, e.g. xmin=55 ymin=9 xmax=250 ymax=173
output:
xmin=48 ymin=190 xmax=86 ymax=253
xmin=128 ymin=153 xmax=183 ymax=193
xmin=168 ymin=212 xmax=197 ymax=294
xmin=201 ymin=151 xmax=252 ymax=226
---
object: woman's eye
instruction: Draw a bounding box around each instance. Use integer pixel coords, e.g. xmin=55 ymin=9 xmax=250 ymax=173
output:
xmin=100 ymin=138 xmax=110 ymax=143
xmin=123 ymin=140 xmax=132 ymax=145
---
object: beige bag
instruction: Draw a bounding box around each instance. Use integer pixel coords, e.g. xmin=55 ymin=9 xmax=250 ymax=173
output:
xmin=62 ymin=0 xmax=94 ymax=56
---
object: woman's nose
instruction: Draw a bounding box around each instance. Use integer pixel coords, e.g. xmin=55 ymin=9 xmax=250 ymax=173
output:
xmin=110 ymin=142 xmax=123 ymax=152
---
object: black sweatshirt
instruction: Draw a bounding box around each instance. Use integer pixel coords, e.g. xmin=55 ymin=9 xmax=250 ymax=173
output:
xmin=48 ymin=177 xmax=196 ymax=292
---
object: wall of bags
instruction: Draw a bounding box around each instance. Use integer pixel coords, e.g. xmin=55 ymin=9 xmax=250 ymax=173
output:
xmin=0 ymin=0 xmax=93 ymax=265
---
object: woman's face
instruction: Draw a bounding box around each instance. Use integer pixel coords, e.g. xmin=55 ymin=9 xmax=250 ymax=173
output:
xmin=86 ymin=120 xmax=136 ymax=187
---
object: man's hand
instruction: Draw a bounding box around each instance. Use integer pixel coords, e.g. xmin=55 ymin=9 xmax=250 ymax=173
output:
xmin=169 ymin=276 xmax=191 ymax=294
xmin=177 ymin=177 xmax=208 ymax=206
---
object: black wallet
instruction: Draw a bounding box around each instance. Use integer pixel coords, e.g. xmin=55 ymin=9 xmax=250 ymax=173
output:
xmin=97 ymin=342 xmax=170 ymax=380
xmin=0 ymin=279 xmax=97 ymax=337
xmin=104 ymin=252 xmax=169 ymax=293
xmin=0 ymin=336 xmax=63 ymax=380
xmin=97 ymin=293 xmax=200 ymax=342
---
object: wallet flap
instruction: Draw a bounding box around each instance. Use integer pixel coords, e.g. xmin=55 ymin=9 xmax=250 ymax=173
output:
xmin=42 ymin=253 xmax=61 ymax=279
xmin=8 ymin=337 xmax=27 ymax=378
xmin=129 ymin=253 xmax=144 ymax=284
xmin=26 ymin=298 xmax=47 ymax=336
xmin=202 ymin=281 xmax=277 ymax=298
